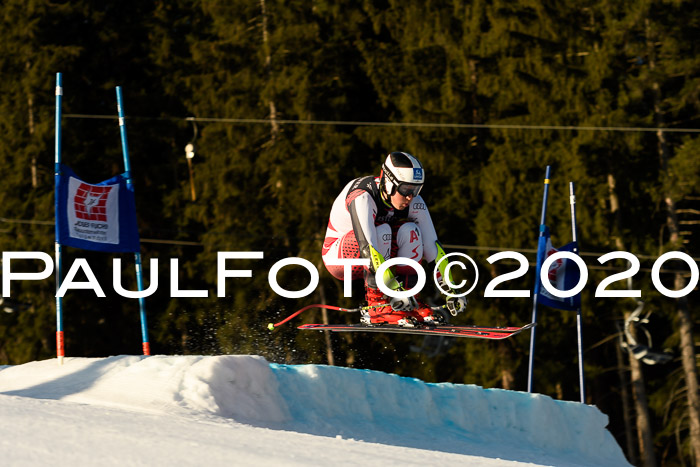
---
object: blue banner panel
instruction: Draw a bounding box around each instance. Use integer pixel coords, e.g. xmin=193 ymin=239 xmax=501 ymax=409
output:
xmin=56 ymin=164 xmax=140 ymax=253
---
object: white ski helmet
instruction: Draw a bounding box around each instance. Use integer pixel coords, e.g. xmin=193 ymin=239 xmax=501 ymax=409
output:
xmin=381 ymin=151 xmax=425 ymax=197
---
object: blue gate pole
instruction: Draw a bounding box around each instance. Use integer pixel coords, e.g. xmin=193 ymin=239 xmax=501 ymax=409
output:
xmin=527 ymin=165 xmax=551 ymax=393
xmin=570 ymin=182 xmax=585 ymax=403
xmin=54 ymin=72 xmax=65 ymax=365
xmin=116 ymin=86 xmax=150 ymax=356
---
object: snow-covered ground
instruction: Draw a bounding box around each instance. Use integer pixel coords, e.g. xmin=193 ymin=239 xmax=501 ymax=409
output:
xmin=0 ymin=355 xmax=630 ymax=466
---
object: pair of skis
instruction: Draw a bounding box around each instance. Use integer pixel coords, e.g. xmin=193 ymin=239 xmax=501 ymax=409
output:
xmin=299 ymin=322 xmax=534 ymax=340
xmin=269 ymin=304 xmax=534 ymax=340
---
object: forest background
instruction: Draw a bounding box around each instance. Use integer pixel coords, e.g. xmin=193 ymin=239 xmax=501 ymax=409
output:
xmin=1 ymin=1 xmax=699 ymax=466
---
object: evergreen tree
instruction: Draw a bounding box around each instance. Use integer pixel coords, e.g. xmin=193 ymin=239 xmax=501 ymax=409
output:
xmin=623 ymin=1 xmax=700 ymax=464
xmin=161 ymin=0 xmax=378 ymax=364
xmin=0 ymin=0 xmax=80 ymax=363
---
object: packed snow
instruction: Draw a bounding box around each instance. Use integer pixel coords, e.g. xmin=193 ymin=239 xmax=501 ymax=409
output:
xmin=0 ymin=355 xmax=629 ymax=466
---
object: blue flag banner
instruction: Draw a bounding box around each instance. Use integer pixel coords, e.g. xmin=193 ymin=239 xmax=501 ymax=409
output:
xmin=55 ymin=164 xmax=140 ymax=253
xmin=535 ymin=227 xmax=581 ymax=311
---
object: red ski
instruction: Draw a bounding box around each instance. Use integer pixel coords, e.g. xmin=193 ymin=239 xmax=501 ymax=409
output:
xmin=297 ymin=322 xmax=535 ymax=340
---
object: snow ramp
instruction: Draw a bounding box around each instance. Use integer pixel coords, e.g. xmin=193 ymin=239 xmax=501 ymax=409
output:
xmin=0 ymin=355 xmax=629 ymax=466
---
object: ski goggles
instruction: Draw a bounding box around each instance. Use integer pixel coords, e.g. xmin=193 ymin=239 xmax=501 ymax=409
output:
xmin=396 ymin=182 xmax=422 ymax=198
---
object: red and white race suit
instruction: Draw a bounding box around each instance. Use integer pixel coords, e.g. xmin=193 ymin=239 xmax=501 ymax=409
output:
xmin=321 ymin=176 xmax=439 ymax=281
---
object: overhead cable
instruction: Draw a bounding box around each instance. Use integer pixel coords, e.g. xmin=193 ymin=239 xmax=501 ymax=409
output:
xmin=62 ymin=114 xmax=700 ymax=134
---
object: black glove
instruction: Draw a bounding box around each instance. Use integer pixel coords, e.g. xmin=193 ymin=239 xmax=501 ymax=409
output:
xmin=446 ymin=296 xmax=467 ymax=316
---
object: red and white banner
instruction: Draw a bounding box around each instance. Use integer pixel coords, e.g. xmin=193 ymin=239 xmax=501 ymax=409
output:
xmin=66 ymin=176 xmax=120 ymax=244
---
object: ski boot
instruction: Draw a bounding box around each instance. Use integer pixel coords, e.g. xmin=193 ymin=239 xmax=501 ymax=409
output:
xmin=361 ymin=285 xmax=421 ymax=327
xmin=412 ymin=295 xmax=445 ymax=325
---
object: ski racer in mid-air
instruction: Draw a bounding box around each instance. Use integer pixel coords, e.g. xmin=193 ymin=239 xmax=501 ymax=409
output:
xmin=321 ymin=151 xmax=467 ymax=327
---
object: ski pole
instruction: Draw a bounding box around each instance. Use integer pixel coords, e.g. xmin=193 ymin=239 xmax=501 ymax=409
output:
xmin=268 ymin=304 xmax=361 ymax=330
